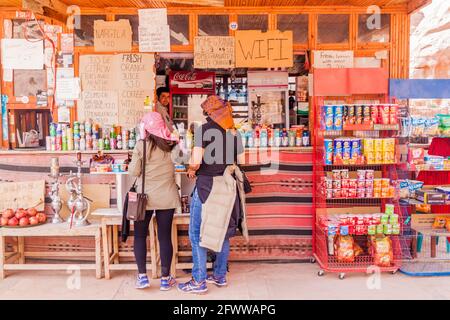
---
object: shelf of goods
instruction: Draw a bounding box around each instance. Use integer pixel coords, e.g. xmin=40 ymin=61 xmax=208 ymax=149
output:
xmin=313 ymin=101 xmax=404 ymax=279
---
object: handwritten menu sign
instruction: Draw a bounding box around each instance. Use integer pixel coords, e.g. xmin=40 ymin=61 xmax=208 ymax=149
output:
xmin=117 ymin=53 xmax=155 ymax=128
xmin=313 ymin=50 xmax=354 ymax=69
xmin=194 ymin=36 xmax=235 ymax=69
xmin=79 ymin=53 xmax=155 ymax=128
xmin=94 ymin=20 xmax=132 ymax=52
xmin=138 ymin=8 xmax=167 ymax=25
xmin=78 ymin=91 xmax=119 ymax=125
xmin=0 ymin=180 xmax=45 ymax=211
xmin=138 ymin=25 xmax=170 ymax=53
xmin=235 ymin=30 xmax=293 ymax=68
xmin=79 ymin=55 xmax=115 ymax=91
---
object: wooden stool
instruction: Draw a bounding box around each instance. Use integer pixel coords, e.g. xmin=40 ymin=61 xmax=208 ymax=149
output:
xmin=0 ymin=222 xmax=102 ymax=280
xmin=101 ymin=215 xmax=158 ymax=279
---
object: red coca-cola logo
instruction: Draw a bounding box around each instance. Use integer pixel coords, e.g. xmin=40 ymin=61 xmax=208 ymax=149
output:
xmin=173 ymin=72 xmax=197 ymax=81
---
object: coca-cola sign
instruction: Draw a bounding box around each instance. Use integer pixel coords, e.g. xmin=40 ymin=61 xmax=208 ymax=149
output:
xmin=169 ymin=71 xmax=215 ymax=95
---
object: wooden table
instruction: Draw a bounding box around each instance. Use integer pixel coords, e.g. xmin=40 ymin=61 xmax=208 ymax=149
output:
xmin=0 ymin=222 xmax=102 ymax=280
xmin=411 ymin=227 xmax=450 ymax=259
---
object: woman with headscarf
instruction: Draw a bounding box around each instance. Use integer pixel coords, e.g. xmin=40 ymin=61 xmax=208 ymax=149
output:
xmin=178 ymin=96 xmax=249 ymax=294
xmin=128 ymin=112 xmax=180 ymax=290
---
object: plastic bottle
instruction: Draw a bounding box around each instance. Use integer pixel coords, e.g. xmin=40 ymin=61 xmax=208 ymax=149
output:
xmin=288 ymin=129 xmax=296 ymax=147
xmin=104 ymin=137 xmax=110 ymax=151
xmin=268 ymin=128 xmax=274 ymax=148
xmin=117 ymin=134 xmax=123 ymax=150
xmin=281 ymin=128 xmax=289 ymax=147
xmin=296 ymin=129 xmax=302 ymax=147
xmin=253 ymin=128 xmax=260 ymax=148
xmin=260 ymin=128 xmax=268 ymax=148
xmin=247 ymin=130 xmax=254 ymax=148
xmin=274 ymin=128 xmax=281 ymax=147
xmin=79 ymin=137 xmax=86 ymax=151
xmin=302 ymin=129 xmax=310 ymax=147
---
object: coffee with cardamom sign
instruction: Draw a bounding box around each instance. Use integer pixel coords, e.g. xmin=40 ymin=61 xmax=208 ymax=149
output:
xmin=313 ymin=50 xmax=354 ymax=69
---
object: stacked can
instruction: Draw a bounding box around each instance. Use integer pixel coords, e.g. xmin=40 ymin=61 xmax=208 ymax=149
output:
xmin=56 ymin=123 xmax=63 ymax=151
xmin=73 ymin=121 xmax=80 ymax=151
xmin=324 ymin=139 xmax=333 ymax=165
xmin=61 ymin=124 xmax=68 ymax=151
xmin=67 ymin=127 xmax=74 ymax=151
xmin=323 ymin=106 xmax=334 ymax=131
xmin=333 ymin=105 xmax=343 ymax=130
xmin=49 ymin=123 xmax=57 ymax=151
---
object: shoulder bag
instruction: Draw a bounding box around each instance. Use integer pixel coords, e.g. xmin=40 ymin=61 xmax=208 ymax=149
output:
xmin=126 ymin=139 xmax=148 ymax=221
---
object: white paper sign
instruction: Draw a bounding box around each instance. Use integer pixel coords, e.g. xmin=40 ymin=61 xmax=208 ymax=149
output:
xmin=139 ymin=25 xmax=171 ymax=52
xmin=3 ymin=68 xmax=13 ymax=82
xmin=313 ymin=50 xmax=354 ymax=69
xmin=1 ymin=39 xmax=44 ymax=69
xmin=55 ymin=78 xmax=80 ymax=100
xmin=138 ymin=8 xmax=167 ymax=25
xmin=58 ymin=106 xmax=71 ymax=123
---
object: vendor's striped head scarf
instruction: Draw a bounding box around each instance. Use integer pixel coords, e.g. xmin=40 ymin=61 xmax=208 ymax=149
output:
xmin=201 ymin=95 xmax=234 ymax=130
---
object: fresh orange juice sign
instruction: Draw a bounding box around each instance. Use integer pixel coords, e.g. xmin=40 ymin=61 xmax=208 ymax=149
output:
xmin=235 ymin=30 xmax=293 ymax=68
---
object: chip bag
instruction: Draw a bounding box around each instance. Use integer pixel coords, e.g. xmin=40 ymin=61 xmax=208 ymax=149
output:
xmin=370 ymin=236 xmax=393 ymax=267
xmin=432 ymin=216 xmax=447 ymax=229
xmin=334 ymin=235 xmax=355 ymax=262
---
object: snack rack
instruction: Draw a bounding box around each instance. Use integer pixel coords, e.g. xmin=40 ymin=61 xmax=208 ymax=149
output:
xmin=312 ymin=69 xmax=403 ymax=279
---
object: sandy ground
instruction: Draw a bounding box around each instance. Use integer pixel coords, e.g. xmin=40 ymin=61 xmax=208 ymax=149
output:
xmin=1 ymin=262 xmax=450 ymax=300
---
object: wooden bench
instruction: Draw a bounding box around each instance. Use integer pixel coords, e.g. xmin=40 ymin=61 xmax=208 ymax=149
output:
xmin=0 ymin=222 xmax=102 ymax=280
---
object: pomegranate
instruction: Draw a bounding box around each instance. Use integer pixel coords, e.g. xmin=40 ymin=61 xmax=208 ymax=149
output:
xmin=29 ymin=217 xmax=39 ymax=225
xmin=1 ymin=217 xmax=8 ymax=226
xmin=2 ymin=209 xmax=15 ymax=219
xmin=19 ymin=217 xmax=30 ymax=226
xmin=15 ymin=210 xmax=27 ymax=220
xmin=8 ymin=217 xmax=19 ymax=226
xmin=27 ymin=208 xmax=38 ymax=217
xmin=36 ymin=213 xmax=47 ymax=223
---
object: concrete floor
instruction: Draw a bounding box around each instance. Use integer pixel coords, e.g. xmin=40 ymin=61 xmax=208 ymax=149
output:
xmin=1 ymin=262 xmax=450 ymax=300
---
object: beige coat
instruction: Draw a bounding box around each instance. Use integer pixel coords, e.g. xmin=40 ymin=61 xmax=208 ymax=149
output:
xmin=200 ymin=165 xmax=249 ymax=252
xmin=128 ymin=140 xmax=181 ymax=210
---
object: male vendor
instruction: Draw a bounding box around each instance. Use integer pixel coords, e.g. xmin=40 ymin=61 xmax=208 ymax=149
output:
xmin=155 ymin=87 xmax=174 ymax=132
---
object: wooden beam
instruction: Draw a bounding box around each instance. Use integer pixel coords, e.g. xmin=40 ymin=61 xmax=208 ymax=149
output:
xmin=168 ymin=0 xmax=224 ymax=6
xmin=407 ymin=0 xmax=431 ymax=14
xmin=22 ymin=0 xmax=68 ymax=17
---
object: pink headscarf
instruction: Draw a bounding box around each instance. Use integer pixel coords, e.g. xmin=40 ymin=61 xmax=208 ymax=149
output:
xmin=139 ymin=112 xmax=178 ymax=142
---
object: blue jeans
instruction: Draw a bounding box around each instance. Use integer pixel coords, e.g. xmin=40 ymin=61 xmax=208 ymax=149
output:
xmin=189 ymin=188 xmax=230 ymax=283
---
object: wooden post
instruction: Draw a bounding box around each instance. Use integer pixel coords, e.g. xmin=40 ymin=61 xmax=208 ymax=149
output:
xmin=95 ymin=227 xmax=102 ymax=279
xmin=0 ymin=235 xmax=5 ymax=280
xmin=18 ymin=236 xmax=25 ymax=264
xmin=101 ymin=221 xmax=110 ymax=280
xmin=431 ymin=236 xmax=437 ymax=258
xmin=170 ymin=220 xmax=178 ymax=277
xmin=149 ymin=216 xmax=158 ymax=279
xmin=113 ymin=225 xmax=119 ymax=264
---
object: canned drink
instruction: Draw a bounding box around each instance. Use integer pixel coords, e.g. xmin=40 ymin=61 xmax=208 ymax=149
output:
xmin=332 ymin=179 xmax=342 ymax=189
xmin=50 ymin=136 xmax=56 ymax=151
xmin=368 ymin=225 xmax=376 ymax=235
xmin=332 ymin=170 xmax=341 ymax=180
xmin=385 ymin=204 xmax=395 ymax=215
xmin=326 ymin=189 xmax=333 ymax=199
xmin=357 ymin=170 xmax=366 ymax=180
xmin=376 ymin=224 xmax=384 ymax=235
xmin=333 ymin=105 xmax=344 ymax=130
xmin=46 ymin=136 xmax=51 ymax=150
xmin=357 ymin=188 xmax=366 ymax=198
xmin=324 ymin=139 xmax=333 ymax=165
xmin=62 ymin=136 xmax=67 ymax=151
xmin=392 ymin=223 xmax=400 ymax=235
xmin=56 ymin=136 xmax=62 ymax=151
xmin=383 ymin=224 xmax=393 ymax=235
xmin=340 ymin=169 xmax=349 ymax=179
xmin=49 ymin=123 xmax=57 ymax=137
xmin=381 ymin=214 xmax=389 ymax=224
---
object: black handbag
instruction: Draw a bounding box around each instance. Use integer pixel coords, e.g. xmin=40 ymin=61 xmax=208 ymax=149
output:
xmin=126 ymin=139 xmax=148 ymax=222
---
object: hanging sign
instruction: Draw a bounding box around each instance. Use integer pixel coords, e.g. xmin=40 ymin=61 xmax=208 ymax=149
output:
xmin=313 ymin=50 xmax=354 ymax=69
xmin=94 ymin=20 xmax=132 ymax=52
xmin=1 ymin=39 xmax=44 ymax=70
xmin=169 ymin=71 xmax=216 ymax=95
xmin=194 ymin=36 xmax=235 ymax=69
xmin=235 ymin=30 xmax=293 ymax=68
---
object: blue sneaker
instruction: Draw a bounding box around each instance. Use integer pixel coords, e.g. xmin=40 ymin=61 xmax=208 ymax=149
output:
xmin=177 ymin=278 xmax=208 ymax=294
xmin=135 ymin=274 xmax=150 ymax=289
xmin=206 ymin=274 xmax=227 ymax=287
xmin=160 ymin=276 xmax=177 ymax=291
